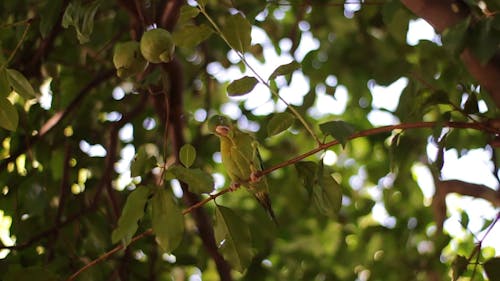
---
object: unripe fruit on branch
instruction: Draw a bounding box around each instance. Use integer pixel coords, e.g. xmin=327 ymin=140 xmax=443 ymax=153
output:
xmin=113 ymin=41 xmax=148 ymax=78
xmin=140 ymin=28 xmax=175 ymax=64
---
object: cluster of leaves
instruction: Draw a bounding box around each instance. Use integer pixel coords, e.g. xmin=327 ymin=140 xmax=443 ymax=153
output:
xmin=0 ymin=0 xmax=499 ymax=280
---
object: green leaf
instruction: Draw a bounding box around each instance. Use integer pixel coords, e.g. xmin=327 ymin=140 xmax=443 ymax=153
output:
xmin=227 ymin=76 xmax=258 ymax=96
xmin=319 ymin=120 xmax=356 ymax=148
xmin=39 ymin=0 xmax=63 ymax=37
xmin=173 ymin=24 xmax=213 ymax=49
xmin=178 ymin=5 xmax=200 ymax=24
xmin=222 ymin=13 xmax=252 ymax=53
xmin=80 ymin=0 xmax=101 ymax=43
xmin=6 ymin=68 xmax=36 ymax=99
xmin=5 ymin=266 xmax=60 ymax=281
xmin=451 ymin=255 xmax=468 ymax=280
xmin=130 ymin=144 xmax=158 ymax=177
xmin=442 ymin=17 xmax=470 ymax=55
xmin=179 ymin=143 xmax=196 ymax=168
xmin=382 ymin=2 xmax=409 ymax=43
xmin=152 ymin=187 xmax=184 ymax=252
xmin=313 ymin=165 xmax=342 ymax=218
xmin=0 ymin=68 xmax=10 ymax=98
xmin=111 ymin=186 xmax=151 ymax=245
xmin=168 ymin=165 xmax=214 ymax=194
xmin=267 ymin=112 xmax=295 ymax=136
xmin=62 ymin=0 xmax=101 ymax=44
xmin=463 ymin=93 xmax=479 ymax=114
xmin=468 ymin=18 xmax=500 ymax=65
xmin=295 ymin=161 xmax=318 ymax=196
xmin=214 ymin=205 xmax=254 ymax=272
xmin=459 ymin=211 xmax=469 ymax=229
xmin=484 ymin=257 xmax=500 ymax=280
xmin=0 ymin=98 xmax=18 ymax=131
xmin=268 ymin=61 xmax=300 ymax=80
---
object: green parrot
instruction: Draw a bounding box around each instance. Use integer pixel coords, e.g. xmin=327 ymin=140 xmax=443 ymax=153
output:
xmin=209 ymin=115 xmax=278 ymax=224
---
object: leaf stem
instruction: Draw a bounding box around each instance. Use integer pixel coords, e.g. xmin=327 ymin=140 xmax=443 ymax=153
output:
xmin=198 ymin=5 xmax=321 ymax=144
xmin=0 ymin=18 xmax=33 ymax=69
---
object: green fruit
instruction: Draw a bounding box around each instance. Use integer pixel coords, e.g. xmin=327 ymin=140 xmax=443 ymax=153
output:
xmin=140 ymin=28 xmax=175 ymax=64
xmin=113 ymin=41 xmax=148 ymax=78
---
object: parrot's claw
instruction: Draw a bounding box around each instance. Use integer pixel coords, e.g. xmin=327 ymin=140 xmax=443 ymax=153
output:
xmin=229 ymin=182 xmax=241 ymax=191
xmin=250 ymin=172 xmax=261 ymax=183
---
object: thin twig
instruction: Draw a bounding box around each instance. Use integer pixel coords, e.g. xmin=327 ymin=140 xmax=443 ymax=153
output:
xmin=198 ymin=6 xmax=321 ymax=145
xmin=258 ymin=120 xmax=498 ymax=177
xmin=66 ymin=229 xmax=154 ymax=281
xmin=66 ymin=119 xmax=498 ymax=280
xmin=0 ymin=18 xmax=33 ymax=69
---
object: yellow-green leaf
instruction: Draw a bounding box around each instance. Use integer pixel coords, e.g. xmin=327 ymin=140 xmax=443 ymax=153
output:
xmin=313 ymin=165 xmax=342 ymax=218
xmin=0 ymin=98 xmax=18 ymax=131
xmin=173 ymin=24 xmax=213 ymax=49
xmin=6 ymin=68 xmax=36 ymax=99
xmin=131 ymin=144 xmax=158 ymax=177
xmin=268 ymin=61 xmax=300 ymax=80
xmin=178 ymin=5 xmax=200 ymax=24
xmin=222 ymin=13 xmax=252 ymax=53
xmin=111 ymin=186 xmax=151 ymax=245
xmin=214 ymin=205 xmax=254 ymax=272
xmin=179 ymin=143 xmax=196 ymax=168
xmin=227 ymin=76 xmax=258 ymax=96
xmin=152 ymin=188 xmax=184 ymax=252
xmin=319 ymin=120 xmax=356 ymax=148
xmin=295 ymin=161 xmax=318 ymax=196
xmin=267 ymin=112 xmax=295 ymax=136
xmin=0 ymin=64 xmax=10 ymax=99
xmin=168 ymin=165 xmax=214 ymax=194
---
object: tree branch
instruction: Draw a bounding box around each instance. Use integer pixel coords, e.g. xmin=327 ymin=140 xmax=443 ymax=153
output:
xmin=64 ymin=118 xmax=500 ymax=279
xmin=160 ymin=58 xmax=233 ymax=281
xmin=433 ymin=179 xmax=500 ymax=232
xmin=258 ymin=120 xmax=499 ymax=177
xmin=401 ymin=0 xmax=500 ymax=108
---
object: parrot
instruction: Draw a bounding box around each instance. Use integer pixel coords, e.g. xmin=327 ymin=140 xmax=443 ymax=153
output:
xmin=209 ymin=115 xmax=278 ymax=225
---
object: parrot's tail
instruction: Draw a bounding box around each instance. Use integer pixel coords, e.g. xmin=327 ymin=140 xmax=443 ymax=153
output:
xmin=254 ymin=191 xmax=278 ymax=225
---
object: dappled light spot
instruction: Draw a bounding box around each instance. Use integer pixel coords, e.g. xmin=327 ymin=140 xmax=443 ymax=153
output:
xmin=142 ymin=117 xmax=156 ymax=130
xmin=407 ymin=19 xmax=440 ymax=46
xmin=119 ymin=123 xmax=134 ymax=142
xmin=79 ymin=140 xmax=107 ymax=157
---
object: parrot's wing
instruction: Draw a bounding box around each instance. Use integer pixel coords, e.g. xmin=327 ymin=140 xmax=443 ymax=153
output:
xmin=228 ymin=143 xmax=252 ymax=182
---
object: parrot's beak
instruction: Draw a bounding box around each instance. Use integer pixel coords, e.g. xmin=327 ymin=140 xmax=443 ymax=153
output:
xmin=215 ymin=125 xmax=230 ymax=136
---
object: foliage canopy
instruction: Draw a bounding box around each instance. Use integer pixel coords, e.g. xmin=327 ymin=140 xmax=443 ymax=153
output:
xmin=0 ymin=0 xmax=499 ymax=280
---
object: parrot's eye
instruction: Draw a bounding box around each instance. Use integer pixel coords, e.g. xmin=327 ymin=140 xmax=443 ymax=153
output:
xmin=215 ymin=125 xmax=230 ymax=136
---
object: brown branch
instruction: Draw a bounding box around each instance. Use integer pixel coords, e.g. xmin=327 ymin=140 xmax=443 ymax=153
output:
xmin=116 ymin=0 xmax=143 ymax=39
xmin=433 ymin=179 xmax=500 ymax=232
xmin=65 ymin=185 xmax=231 ymax=281
xmin=66 ymin=229 xmax=154 ymax=281
xmin=159 ymin=0 xmax=184 ymax=31
xmin=437 ymin=180 xmax=500 ymax=206
xmin=161 ymin=57 xmax=233 ymax=281
xmin=13 ymin=0 xmax=70 ymax=76
xmin=64 ymin=119 xmax=500 ymax=279
xmin=258 ymin=120 xmax=498 ymax=178
xmin=401 ymin=0 xmax=500 ymax=108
